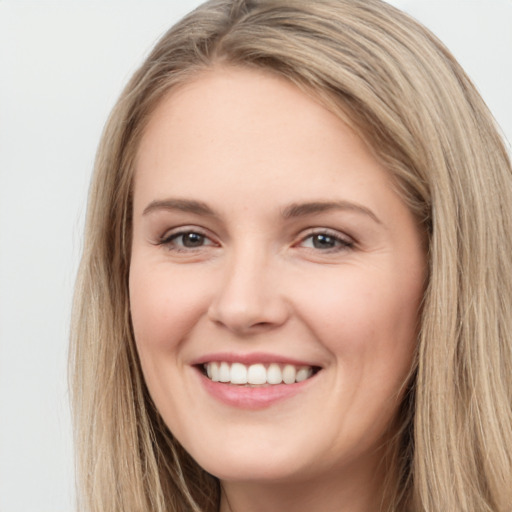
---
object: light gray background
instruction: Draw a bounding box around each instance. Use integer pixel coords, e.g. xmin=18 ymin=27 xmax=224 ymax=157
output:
xmin=0 ymin=1 xmax=510 ymax=511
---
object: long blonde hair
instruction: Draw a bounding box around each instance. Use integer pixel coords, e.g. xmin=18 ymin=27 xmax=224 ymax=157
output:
xmin=70 ymin=1 xmax=512 ymax=510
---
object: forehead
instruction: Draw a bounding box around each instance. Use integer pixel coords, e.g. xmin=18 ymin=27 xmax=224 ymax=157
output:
xmin=136 ymin=66 xmax=344 ymax=165
xmin=133 ymin=66 xmax=394 ymax=207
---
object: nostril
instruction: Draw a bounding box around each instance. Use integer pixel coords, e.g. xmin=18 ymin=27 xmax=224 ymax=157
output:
xmin=207 ymin=305 xmax=287 ymax=334
xmin=252 ymin=321 xmax=273 ymax=329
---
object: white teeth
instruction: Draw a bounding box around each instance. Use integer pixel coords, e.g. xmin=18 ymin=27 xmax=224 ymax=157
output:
xmin=282 ymin=364 xmax=296 ymax=384
xmin=267 ymin=363 xmax=283 ymax=384
xmin=230 ymin=362 xmax=247 ymax=384
xmin=296 ymin=366 xmax=313 ymax=382
xmin=247 ymin=364 xmax=266 ymax=385
xmin=219 ymin=362 xmax=230 ymax=382
xmin=203 ymin=362 xmax=316 ymax=385
xmin=210 ymin=362 xmax=219 ymax=382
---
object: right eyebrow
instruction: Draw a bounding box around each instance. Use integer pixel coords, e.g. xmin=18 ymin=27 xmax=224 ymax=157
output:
xmin=142 ymin=198 xmax=216 ymax=217
xmin=281 ymin=200 xmax=382 ymax=225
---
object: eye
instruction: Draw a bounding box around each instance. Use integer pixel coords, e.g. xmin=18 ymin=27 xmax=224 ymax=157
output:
xmin=160 ymin=229 xmax=217 ymax=251
xmin=298 ymin=231 xmax=354 ymax=251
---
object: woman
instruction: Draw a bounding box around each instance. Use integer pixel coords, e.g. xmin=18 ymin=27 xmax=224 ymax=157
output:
xmin=70 ymin=0 xmax=512 ymax=510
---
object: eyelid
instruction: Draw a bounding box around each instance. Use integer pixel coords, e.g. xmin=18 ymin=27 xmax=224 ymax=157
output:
xmin=158 ymin=225 xmax=219 ymax=249
xmin=295 ymin=227 xmax=355 ymax=250
xmin=154 ymin=225 xmax=354 ymax=253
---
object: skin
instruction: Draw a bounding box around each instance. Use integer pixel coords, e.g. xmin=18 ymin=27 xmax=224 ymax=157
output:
xmin=129 ymin=66 xmax=426 ymax=512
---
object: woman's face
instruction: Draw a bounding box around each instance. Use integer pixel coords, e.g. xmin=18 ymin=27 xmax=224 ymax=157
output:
xmin=130 ymin=67 xmax=426 ymax=485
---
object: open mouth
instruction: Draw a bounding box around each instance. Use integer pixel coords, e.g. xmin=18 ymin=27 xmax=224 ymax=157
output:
xmin=199 ymin=362 xmax=321 ymax=386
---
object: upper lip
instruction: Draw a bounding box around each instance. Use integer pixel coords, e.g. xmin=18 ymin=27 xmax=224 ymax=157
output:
xmin=190 ymin=352 xmax=322 ymax=368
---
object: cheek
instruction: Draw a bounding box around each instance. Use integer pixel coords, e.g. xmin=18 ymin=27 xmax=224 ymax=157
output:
xmin=129 ymin=261 xmax=211 ymax=355
xmin=128 ymin=262 xmax=216 ymax=424
xmin=292 ymin=263 xmax=421 ymax=372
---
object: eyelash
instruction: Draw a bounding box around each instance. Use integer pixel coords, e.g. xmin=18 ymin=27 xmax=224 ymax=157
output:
xmin=297 ymin=229 xmax=354 ymax=252
xmin=157 ymin=228 xmax=354 ymax=253
xmin=159 ymin=229 xmax=217 ymax=252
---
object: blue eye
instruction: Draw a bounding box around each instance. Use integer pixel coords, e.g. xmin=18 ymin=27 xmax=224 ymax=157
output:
xmin=161 ymin=230 xmax=215 ymax=250
xmin=300 ymin=232 xmax=353 ymax=250
xmin=174 ymin=232 xmax=206 ymax=247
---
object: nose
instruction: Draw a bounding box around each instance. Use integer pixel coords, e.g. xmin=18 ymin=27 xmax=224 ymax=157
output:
xmin=207 ymin=248 xmax=290 ymax=335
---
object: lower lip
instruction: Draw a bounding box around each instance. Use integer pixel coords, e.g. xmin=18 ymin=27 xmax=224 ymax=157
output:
xmin=197 ymin=370 xmax=315 ymax=410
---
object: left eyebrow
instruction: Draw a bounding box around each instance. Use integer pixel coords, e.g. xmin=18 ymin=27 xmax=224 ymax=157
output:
xmin=142 ymin=198 xmax=217 ymax=217
xmin=281 ymin=200 xmax=382 ymax=225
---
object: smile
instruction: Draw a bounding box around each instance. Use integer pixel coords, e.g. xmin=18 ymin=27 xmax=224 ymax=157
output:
xmin=203 ymin=362 xmax=317 ymax=385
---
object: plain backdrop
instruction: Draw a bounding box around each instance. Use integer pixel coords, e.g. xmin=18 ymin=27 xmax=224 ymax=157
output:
xmin=0 ymin=1 xmax=510 ymax=511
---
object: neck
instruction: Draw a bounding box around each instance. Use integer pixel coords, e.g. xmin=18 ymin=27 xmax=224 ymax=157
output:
xmin=219 ymin=451 xmax=394 ymax=512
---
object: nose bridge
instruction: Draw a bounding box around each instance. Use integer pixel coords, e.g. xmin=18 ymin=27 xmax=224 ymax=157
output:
xmin=208 ymin=239 xmax=288 ymax=333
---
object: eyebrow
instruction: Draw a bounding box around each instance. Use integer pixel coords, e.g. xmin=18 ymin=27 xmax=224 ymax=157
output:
xmin=281 ymin=201 xmax=382 ymax=224
xmin=143 ymin=198 xmax=216 ymax=217
xmin=142 ymin=198 xmax=381 ymax=224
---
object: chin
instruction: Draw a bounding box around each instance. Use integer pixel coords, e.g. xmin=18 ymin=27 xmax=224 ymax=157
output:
xmin=200 ymin=456 xmax=308 ymax=484
xmin=183 ymin=431 xmax=332 ymax=485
